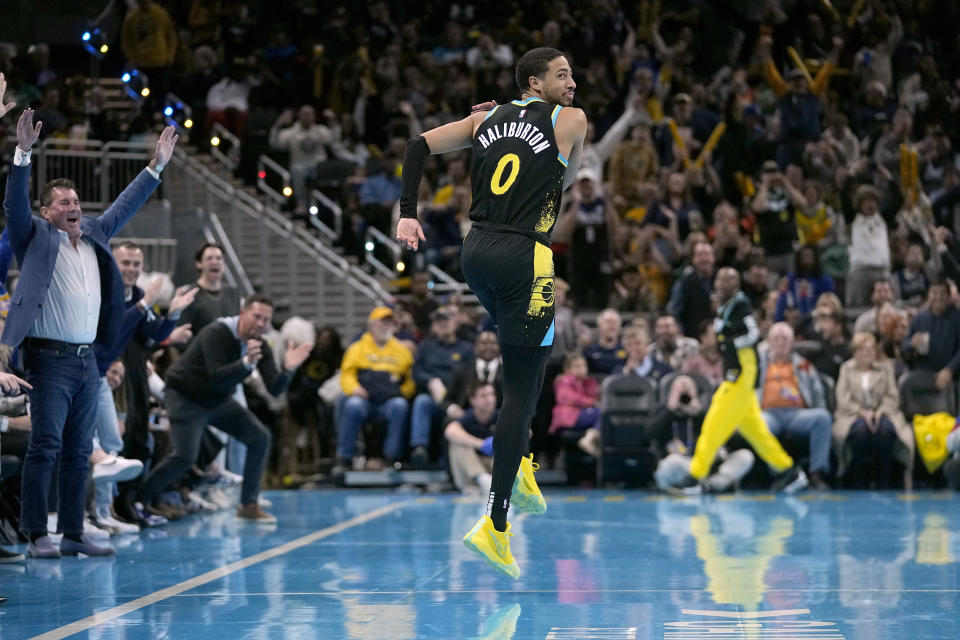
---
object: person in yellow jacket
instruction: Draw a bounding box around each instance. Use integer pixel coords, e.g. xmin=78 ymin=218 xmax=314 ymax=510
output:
xmin=121 ymin=0 xmax=177 ymax=113
xmin=337 ymin=307 xmax=414 ymax=467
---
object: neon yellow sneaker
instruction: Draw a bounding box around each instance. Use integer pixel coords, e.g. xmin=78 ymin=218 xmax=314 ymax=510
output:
xmin=462 ymin=515 xmax=520 ymax=579
xmin=511 ymin=454 xmax=547 ymax=515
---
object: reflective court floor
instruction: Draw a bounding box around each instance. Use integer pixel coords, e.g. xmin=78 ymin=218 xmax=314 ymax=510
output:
xmin=1 ymin=490 xmax=959 ymax=639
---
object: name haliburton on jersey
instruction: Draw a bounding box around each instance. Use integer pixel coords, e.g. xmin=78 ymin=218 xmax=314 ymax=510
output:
xmin=476 ymin=121 xmax=552 ymax=154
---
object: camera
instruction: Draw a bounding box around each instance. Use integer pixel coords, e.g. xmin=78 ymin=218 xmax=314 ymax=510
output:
xmin=678 ymin=392 xmax=693 ymax=405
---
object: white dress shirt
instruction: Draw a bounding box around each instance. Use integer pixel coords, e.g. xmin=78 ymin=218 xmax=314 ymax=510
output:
xmin=14 ymin=146 xmax=101 ymax=343
xmin=476 ymin=358 xmax=499 ymax=383
xmin=28 ymin=229 xmax=101 ymax=344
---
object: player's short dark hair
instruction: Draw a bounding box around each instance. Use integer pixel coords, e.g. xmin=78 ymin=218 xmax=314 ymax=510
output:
xmin=242 ymin=294 xmax=274 ymax=309
xmin=40 ymin=178 xmax=77 ymax=208
xmin=515 ymin=47 xmax=566 ymax=92
xmin=195 ymin=242 xmax=224 ymax=262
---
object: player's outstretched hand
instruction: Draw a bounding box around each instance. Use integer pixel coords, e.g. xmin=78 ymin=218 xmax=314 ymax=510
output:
xmin=396 ymin=218 xmax=426 ymax=251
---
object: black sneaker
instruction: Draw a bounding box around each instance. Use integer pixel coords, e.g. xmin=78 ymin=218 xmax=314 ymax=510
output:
xmin=330 ymin=456 xmax=351 ymax=477
xmin=409 ymin=446 xmax=430 ymax=470
xmin=0 ymin=546 xmax=24 ymax=563
xmin=771 ymin=466 xmax=809 ymax=494
xmin=809 ymin=472 xmax=830 ymax=491
xmin=667 ymin=474 xmax=704 ymax=496
xmin=113 ymin=493 xmax=148 ymax=529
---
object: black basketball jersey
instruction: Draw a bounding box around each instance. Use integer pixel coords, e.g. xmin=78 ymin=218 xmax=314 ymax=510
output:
xmin=714 ymin=291 xmax=761 ymax=385
xmin=468 ymin=97 xmax=568 ymax=244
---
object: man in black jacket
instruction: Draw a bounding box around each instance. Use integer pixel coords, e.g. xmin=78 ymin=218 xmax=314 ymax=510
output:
xmin=136 ymin=295 xmax=311 ymax=523
xmin=667 ymin=241 xmax=716 ymax=337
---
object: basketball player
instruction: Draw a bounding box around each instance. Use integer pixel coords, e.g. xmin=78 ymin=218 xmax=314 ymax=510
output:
xmin=396 ymin=47 xmax=587 ymax=578
xmin=674 ymin=267 xmax=808 ymax=494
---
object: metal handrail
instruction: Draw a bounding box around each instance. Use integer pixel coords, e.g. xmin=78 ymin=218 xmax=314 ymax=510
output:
xmin=363 ymin=224 xmax=471 ymax=293
xmin=362 ymin=228 xmax=402 ymax=279
xmin=23 ymin=138 xmax=393 ymax=332
xmin=171 ymin=147 xmax=392 ymax=304
xmin=308 ymin=187 xmax=342 ymax=241
xmin=209 ymin=123 xmax=240 ymax=171
xmin=162 ymin=92 xmax=193 ymax=133
xmin=205 ymin=211 xmax=255 ymax=297
xmin=36 ymin=139 xmax=107 ymax=211
xmin=256 ymin=154 xmax=291 ymax=205
xmin=39 ymin=138 xmax=104 ymax=151
xmin=101 ymin=141 xmax=154 ymax=153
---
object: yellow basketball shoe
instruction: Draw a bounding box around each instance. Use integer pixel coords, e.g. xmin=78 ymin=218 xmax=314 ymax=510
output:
xmin=462 ymin=515 xmax=520 ymax=579
xmin=511 ymin=454 xmax=547 ymax=515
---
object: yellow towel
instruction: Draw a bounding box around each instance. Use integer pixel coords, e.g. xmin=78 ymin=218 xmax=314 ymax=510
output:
xmin=913 ymin=412 xmax=956 ymax=473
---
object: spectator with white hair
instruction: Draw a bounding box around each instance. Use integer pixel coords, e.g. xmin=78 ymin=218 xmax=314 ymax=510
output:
xmin=757 ymin=322 xmax=833 ymax=490
xmin=280 ymin=316 xmax=317 ymax=353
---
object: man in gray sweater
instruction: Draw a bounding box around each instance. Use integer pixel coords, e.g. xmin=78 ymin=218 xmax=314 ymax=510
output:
xmin=137 ymin=295 xmax=311 ymax=522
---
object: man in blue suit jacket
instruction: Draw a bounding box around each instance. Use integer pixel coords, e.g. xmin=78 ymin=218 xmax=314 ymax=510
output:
xmin=2 ymin=105 xmax=179 ymax=558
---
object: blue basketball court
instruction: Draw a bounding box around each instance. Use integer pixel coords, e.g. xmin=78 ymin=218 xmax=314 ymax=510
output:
xmin=1 ymin=489 xmax=958 ymax=639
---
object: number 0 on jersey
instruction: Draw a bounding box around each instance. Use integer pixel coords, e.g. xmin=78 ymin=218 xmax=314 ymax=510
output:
xmin=490 ymin=153 xmax=520 ymax=195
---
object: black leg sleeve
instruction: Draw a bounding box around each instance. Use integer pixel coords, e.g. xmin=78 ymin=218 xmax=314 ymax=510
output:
xmin=487 ymin=342 xmax=552 ymax=531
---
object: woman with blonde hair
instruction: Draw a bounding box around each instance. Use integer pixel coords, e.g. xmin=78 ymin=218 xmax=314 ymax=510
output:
xmin=833 ymin=332 xmax=914 ymax=489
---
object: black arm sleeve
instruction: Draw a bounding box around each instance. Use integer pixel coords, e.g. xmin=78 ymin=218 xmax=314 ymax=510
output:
xmin=399 ymin=135 xmax=430 ymax=219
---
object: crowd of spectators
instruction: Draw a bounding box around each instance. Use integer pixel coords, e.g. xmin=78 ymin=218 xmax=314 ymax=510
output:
xmin=4 ymin=2 xmax=960 ymax=567
xmin=3 ymin=2 xmax=960 ymax=287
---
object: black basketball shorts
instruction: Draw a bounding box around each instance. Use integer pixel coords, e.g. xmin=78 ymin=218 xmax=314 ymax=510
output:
xmin=461 ymin=227 xmax=555 ymax=348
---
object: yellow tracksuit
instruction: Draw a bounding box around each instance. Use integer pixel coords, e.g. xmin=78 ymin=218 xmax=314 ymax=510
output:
xmin=689 ymin=294 xmax=794 ymax=479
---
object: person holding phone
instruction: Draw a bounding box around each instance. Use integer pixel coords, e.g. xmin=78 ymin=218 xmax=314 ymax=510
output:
xmin=136 ymin=295 xmax=312 ymax=523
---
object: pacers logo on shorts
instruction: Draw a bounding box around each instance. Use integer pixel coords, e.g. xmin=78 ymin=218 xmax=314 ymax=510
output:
xmin=527 ymin=243 xmax=555 ymax=317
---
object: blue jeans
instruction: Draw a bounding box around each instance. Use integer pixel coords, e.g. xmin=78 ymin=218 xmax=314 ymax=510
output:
xmin=762 ymin=407 xmax=832 ymax=474
xmin=291 ymin=164 xmax=318 ymax=207
xmin=21 ymin=346 xmax=100 ymax=536
xmin=410 ymin=393 xmax=442 ymax=449
xmin=93 ymin=376 xmax=124 ymax=454
xmin=92 ymin=376 xmax=125 ymax=515
xmin=225 ymin=384 xmax=249 ymax=475
xmin=337 ymin=395 xmax=408 ymax=460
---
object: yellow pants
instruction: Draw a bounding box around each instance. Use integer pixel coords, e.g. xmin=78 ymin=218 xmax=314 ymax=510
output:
xmin=689 ymin=348 xmax=794 ymax=479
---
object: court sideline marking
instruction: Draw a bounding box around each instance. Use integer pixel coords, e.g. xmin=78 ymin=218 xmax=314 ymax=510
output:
xmin=27 ymin=500 xmax=411 ymax=640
